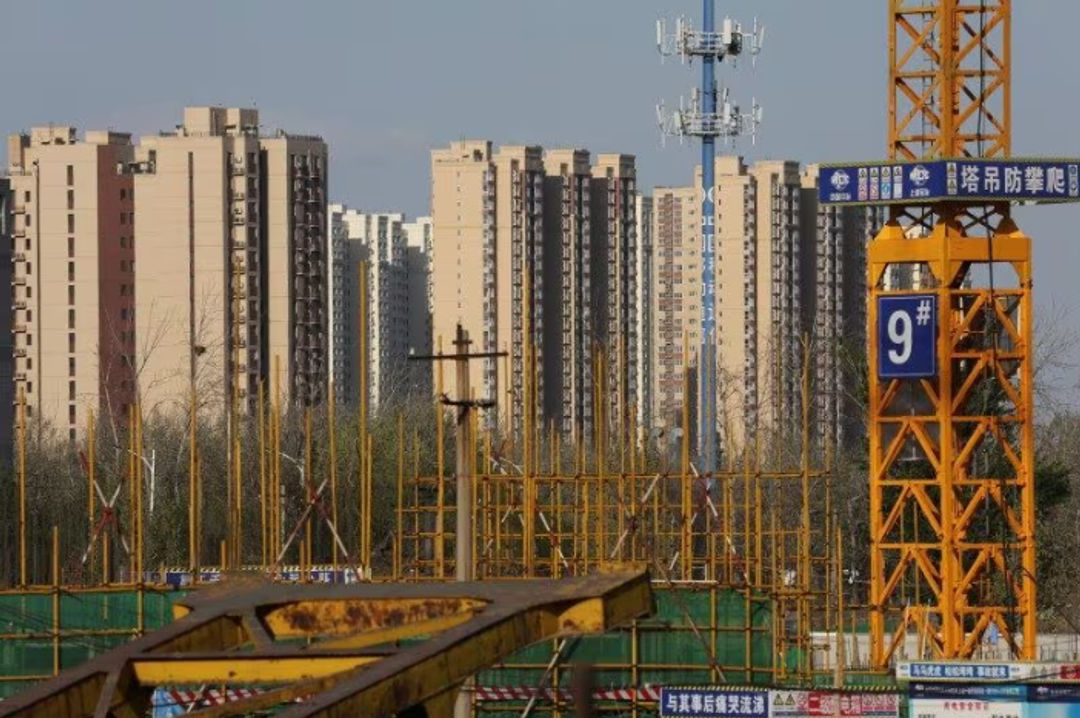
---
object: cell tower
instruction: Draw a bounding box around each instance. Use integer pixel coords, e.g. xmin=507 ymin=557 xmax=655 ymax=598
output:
xmin=657 ymin=3 xmax=762 ymax=474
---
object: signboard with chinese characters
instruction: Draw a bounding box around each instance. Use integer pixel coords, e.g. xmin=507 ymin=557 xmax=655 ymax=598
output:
xmin=818 ymin=158 xmax=1080 ymax=206
xmin=896 ymin=661 xmax=1031 ymax=682
xmin=908 ymin=683 xmax=1025 ymax=718
xmin=1029 ymin=684 xmax=1080 ymax=717
xmin=659 ymin=687 xmax=768 ymax=718
xmin=769 ymin=690 xmax=898 ymax=717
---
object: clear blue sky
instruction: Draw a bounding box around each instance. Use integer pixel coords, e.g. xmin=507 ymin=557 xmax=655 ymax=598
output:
xmin=3 ymin=0 xmax=1078 ymax=401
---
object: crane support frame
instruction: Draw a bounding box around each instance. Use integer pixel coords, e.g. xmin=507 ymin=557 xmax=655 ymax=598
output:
xmin=0 ymin=572 xmax=653 ymax=718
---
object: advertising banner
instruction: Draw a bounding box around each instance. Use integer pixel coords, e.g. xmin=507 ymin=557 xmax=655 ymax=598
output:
xmin=769 ymin=690 xmax=898 ymax=717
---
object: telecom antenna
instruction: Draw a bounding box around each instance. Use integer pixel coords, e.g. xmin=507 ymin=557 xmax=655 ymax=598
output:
xmin=657 ymin=3 xmax=763 ymax=477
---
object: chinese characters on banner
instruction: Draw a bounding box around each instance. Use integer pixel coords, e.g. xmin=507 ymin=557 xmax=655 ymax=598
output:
xmin=659 ymin=688 xmax=768 ymax=718
xmin=769 ymin=690 xmax=898 ymax=717
xmin=817 ymin=159 xmax=1080 ymax=206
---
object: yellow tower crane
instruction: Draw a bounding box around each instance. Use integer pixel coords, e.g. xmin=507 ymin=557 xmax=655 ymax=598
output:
xmin=819 ymin=0 xmax=1077 ymax=665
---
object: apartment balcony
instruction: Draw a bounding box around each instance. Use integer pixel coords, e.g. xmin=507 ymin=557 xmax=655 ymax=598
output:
xmin=13 ymin=300 xmax=26 ymax=310
xmin=14 ymin=372 xmax=26 ymax=382
xmin=230 ymin=162 xmax=247 ymax=177
xmin=14 ymin=347 xmax=26 ymax=357
xmin=13 ymin=324 xmax=26 ymax=333
xmin=12 ymin=252 xmax=26 ymax=262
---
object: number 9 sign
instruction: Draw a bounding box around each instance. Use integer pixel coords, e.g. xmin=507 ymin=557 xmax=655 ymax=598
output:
xmin=877 ymin=294 xmax=938 ymax=379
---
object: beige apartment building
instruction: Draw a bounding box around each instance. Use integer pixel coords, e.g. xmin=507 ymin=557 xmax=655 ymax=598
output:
xmin=6 ymin=127 xmax=136 ymax=439
xmin=591 ymin=154 xmax=640 ymax=440
xmin=650 ymin=157 xmax=870 ymax=456
xmin=431 ymin=141 xmax=642 ymax=442
xmin=542 ymin=149 xmax=594 ymax=439
xmin=430 ymin=142 xmax=546 ymax=436
xmin=133 ymin=107 xmax=328 ymax=417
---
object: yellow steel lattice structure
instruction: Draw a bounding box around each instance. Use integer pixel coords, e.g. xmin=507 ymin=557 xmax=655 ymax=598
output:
xmin=890 ymin=0 xmax=1010 ymax=160
xmin=871 ymin=0 xmax=1034 ymax=665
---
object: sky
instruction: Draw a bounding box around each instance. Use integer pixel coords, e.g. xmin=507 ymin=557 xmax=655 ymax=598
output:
xmin=3 ymin=0 xmax=1079 ymax=403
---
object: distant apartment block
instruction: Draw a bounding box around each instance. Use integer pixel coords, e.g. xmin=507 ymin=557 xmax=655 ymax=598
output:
xmin=430 ymin=141 xmax=639 ymax=442
xmin=328 ymin=207 xmax=410 ymax=411
xmin=6 ymin=126 xmax=136 ymax=440
xmin=132 ymin=107 xmax=328 ymax=417
xmin=403 ymin=216 xmax=433 ymax=397
xmin=649 ymin=157 xmax=872 ymax=456
xmin=634 ymin=195 xmax=653 ymax=433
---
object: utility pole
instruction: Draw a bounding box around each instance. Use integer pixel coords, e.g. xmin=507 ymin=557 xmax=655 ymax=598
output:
xmin=410 ymin=323 xmax=504 ymax=718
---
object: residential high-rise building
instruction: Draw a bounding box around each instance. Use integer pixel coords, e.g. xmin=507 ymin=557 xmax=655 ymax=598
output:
xmin=0 ymin=178 xmax=13 ymax=463
xmin=6 ymin=126 xmax=136 ymax=440
xmin=591 ymin=154 xmax=639 ymax=440
xmin=650 ymin=157 xmax=868 ymax=457
xmin=431 ymin=142 xmax=545 ymax=435
xmin=430 ymin=141 xmax=497 ymax=408
xmin=340 ymin=209 xmax=409 ymax=411
xmin=431 ymin=141 xmax=641 ymax=442
xmin=328 ymin=208 xmax=431 ymax=411
xmin=403 ymin=216 xmax=433 ymax=396
xmin=132 ymin=107 xmax=327 ymax=417
xmin=634 ymin=195 xmax=653 ymax=433
xmin=542 ymin=149 xmax=594 ymax=440
xmin=801 ymin=166 xmax=879 ymax=451
xmin=328 ymin=203 xmax=358 ymax=406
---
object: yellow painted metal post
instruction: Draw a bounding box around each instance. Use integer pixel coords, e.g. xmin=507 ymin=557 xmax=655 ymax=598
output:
xmin=258 ymin=381 xmax=267 ymax=566
xmin=329 ymin=380 xmax=339 ymax=571
xmin=17 ymin=390 xmax=26 ymax=587
xmin=51 ymin=525 xmax=59 ymax=676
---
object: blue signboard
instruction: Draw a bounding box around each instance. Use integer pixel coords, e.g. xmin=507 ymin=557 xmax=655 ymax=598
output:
xmin=909 ymin=683 xmax=1027 ymax=700
xmin=818 ymin=158 xmax=1080 ymax=205
xmin=659 ymin=687 xmax=768 ymax=717
xmin=877 ymin=295 xmax=937 ymax=379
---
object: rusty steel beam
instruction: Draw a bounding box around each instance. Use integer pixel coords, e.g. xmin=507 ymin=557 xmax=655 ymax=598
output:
xmin=0 ymin=571 xmax=653 ymax=718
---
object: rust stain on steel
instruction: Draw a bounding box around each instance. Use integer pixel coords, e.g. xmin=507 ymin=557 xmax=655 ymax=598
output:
xmin=270 ymin=597 xmax=487 ymax=636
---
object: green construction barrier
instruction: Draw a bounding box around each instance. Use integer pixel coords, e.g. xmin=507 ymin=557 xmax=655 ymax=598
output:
xmin=0 ymin=589 xmax=182 ymax=700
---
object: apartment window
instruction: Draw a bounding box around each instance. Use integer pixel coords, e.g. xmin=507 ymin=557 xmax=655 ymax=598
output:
xmin=25 ymin=262 xmax=31 ymax=274
xmin=69 ymin=405 xmax=75 ymax=425
xmin=69 ymin=358 xmax=75 ymax=377
xmin=68 ymin=309 xmax=74 ymax=329
xmin=26 ymin=310 xmax=31 ymax=322
xmin=66 ymin=166 xmax=74 ymax=185
xmin=69 ymin=429 xmax=76 ymax=442
xmin=27 ymin=382 xmax=32 ymax=394
xmin=25 ymin=214 xmax=31 ymax=227
xmin=23 ymin=191 xmax=30 ymax=202
xmin=68 ymin=237 xmax=74 ymax=257
xmin=68 ymin=286 xmax=74 ymax=305
xmin=24 ymin=238 xmax=30 ymax=251
xmin=129 ymin=212 xmax=134 ymax=224
xmin=120 ymin=213 xmax=126 ymax=225
xmin=26 ymin=286 xmax=31 ymax=298
xmin=120 ymin=284 xmax=127 ymax=297
xmin=120 ymin=236 xmax=126 ymax=248
xmin=120 ymin=308 xmax=128 ymax=321
xmin=67 ymin=190 xmax=74 ymax=210
xmin=120 ymin=260 xmax=127 ymax=271
xmin=69 ymin=382 xmax=75 ymax=401
xmin=120 ymin=188 xmax=127 ymax=200
xmin=68 ymin=333 xmax=75 ymax=353
xmin=67 ymin=214 xmax=74 ymax=233
xmin=68 ymin=262 xmax=74 ymax=281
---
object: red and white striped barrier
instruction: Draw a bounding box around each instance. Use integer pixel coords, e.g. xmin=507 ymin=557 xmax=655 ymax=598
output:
xmin=470 ymin=685 xmax=661 ymax=702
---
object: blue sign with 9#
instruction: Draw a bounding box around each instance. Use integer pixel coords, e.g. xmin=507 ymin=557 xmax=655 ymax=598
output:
xmin=877 ymin=294 xmax=937 ymax=379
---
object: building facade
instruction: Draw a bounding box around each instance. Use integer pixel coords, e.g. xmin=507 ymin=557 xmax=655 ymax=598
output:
xmin=542 ymin=149 xmax=594 ymax=440
xmin=403 ymin=216 xmax=433 ymax=397
xmin=633 ymin=195 xmax=653 ymax=434
xmin=6 ymin=127 xmax=136 ymax=439
xmin=431 ymin=141 xmax=639 ymax=443
xmin=132 ymin=107 xmax=327 ymax=417
xmin=0 ymin=178 xmax=12 ymax=462
xmin=650 ymin=157 xmax=868 ymax=458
